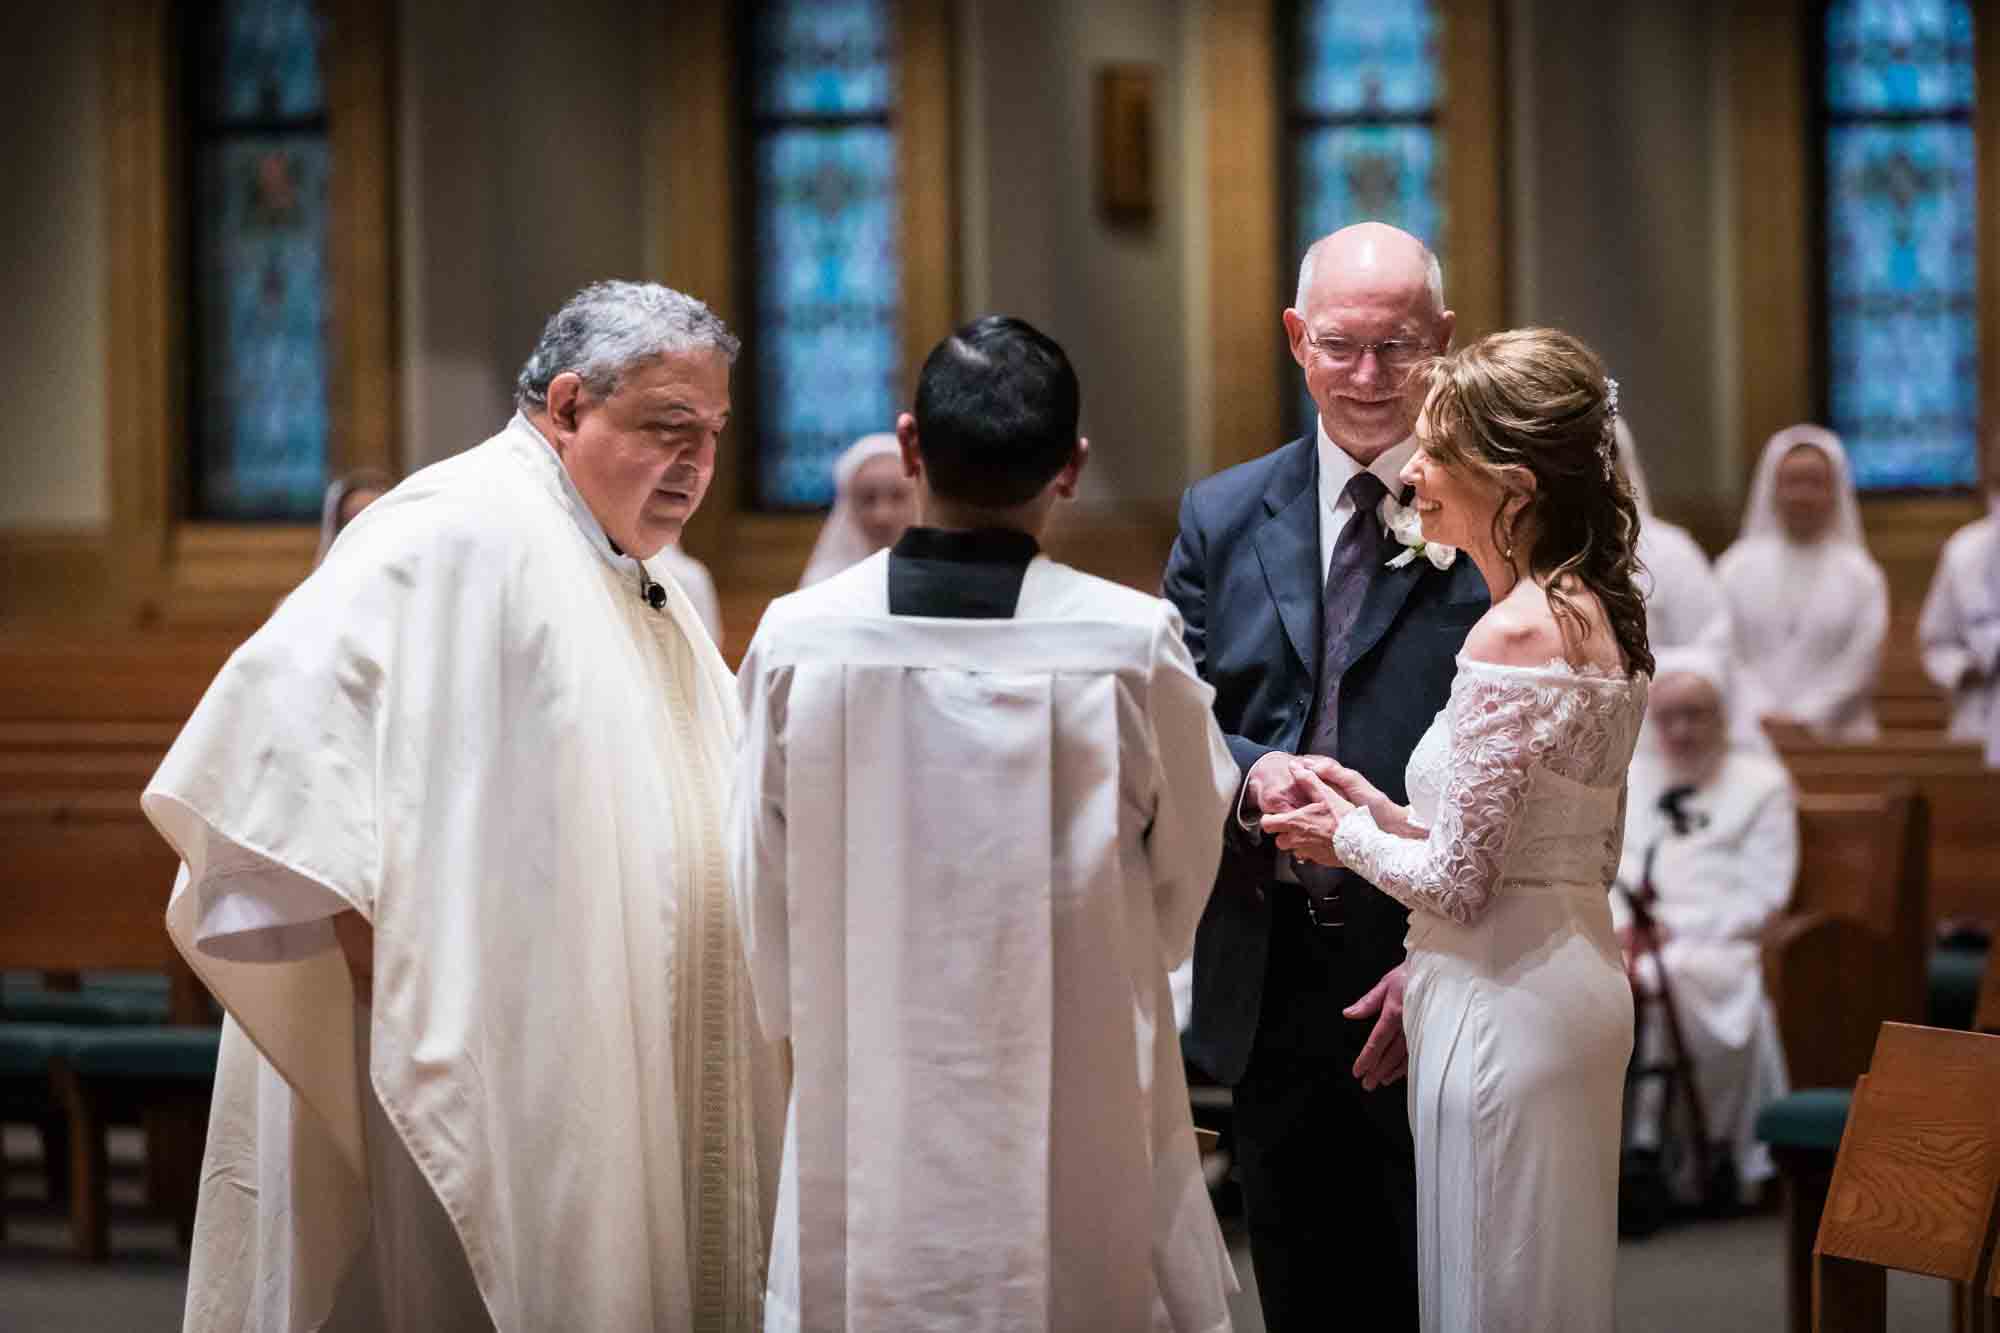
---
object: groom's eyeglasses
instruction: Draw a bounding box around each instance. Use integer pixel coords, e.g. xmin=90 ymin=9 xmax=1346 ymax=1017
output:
xmin=1302 ymin=330 xmax=1425 ymax=374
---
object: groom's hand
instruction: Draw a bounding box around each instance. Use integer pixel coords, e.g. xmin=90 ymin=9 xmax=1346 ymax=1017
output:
xmin=1245 ymin=751 xmax=1314 ymax=815
xmin=1345 ymin=964 xmax=1408 ymax=1091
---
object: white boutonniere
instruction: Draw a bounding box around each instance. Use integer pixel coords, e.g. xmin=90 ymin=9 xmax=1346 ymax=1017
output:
xmin=1379 ymin=493 xmax=1457 ymax=571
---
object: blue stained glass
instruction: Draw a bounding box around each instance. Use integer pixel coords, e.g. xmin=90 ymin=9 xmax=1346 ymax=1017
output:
xmin=751 ymin=0 xmax=893 ymax=118
xmin=1293 ymin=0 xmax=1442 ymax=116
xmin=194 ymin=138 xmax=331 ymax=520
xmin=1825 ymin=0 xmax=1973 ymax=115
xmin=207 ymin=0 xmax=327 ymax=122
xmin=1825 ymin=122 xmax=1978 ymax=489
xmin=1294 ymin=125 xmax=1444 ymax=259
xmin=753 ymin=127 xmax=901 ymax=508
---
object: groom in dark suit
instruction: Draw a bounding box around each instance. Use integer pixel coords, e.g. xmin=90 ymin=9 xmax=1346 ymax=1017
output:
xmin=1164 ymin=223 xmax=1488 ymax=1331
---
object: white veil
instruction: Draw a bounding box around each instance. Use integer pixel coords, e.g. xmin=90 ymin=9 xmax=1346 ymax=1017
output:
xmin=799 ymin=433 xmax=904 ymax=587
xmin=1737 ymin=424 xmax=1866 ymax=548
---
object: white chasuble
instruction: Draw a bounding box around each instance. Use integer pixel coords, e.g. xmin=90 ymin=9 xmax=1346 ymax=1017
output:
xmin=146 ymin=415 xmax=783 ymax=1332
xmin=732 ymin=554 xmax=1241 ymax=1333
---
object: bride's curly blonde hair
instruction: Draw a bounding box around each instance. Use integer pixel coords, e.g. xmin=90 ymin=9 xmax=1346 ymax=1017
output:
xmin=1415 ymin=328 xmax=1654 ymax=677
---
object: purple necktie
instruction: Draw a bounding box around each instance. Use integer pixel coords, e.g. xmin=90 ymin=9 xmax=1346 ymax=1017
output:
xmin=1296 ymin=469 xmax=1388 ymax=923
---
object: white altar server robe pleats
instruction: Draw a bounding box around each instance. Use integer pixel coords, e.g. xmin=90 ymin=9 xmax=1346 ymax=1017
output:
xmin=733 ymin=554 xmax=1240 ymax=1333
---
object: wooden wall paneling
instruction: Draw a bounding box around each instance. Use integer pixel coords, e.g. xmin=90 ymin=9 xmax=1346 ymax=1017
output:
xmin=327 ymin=0 xmax=400 ymax=478
xmin=1726 ymin=0 xmax=1813 ymax=472
xmin=1203 ymin=0 xmax=1283 ymax=474
xmin=661 ymin=0 xmax=743 ymax=568
xmin=899 ymin=0 xmax=960 ymax=393
xmin=99 ymin=1 xmax=180 ymax=612
xmin=1441 ymin=0 xmax=1507 ymax=342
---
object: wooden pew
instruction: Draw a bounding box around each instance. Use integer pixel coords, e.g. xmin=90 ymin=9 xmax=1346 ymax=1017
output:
xmin=1764 ymin=788 xmax=1930 ymax=1089
xmin=1773 ymin=735 xmax=1998 ymax=932
xmin=0 ymin=791 xmax=216 ymax=1257
xmin=1814 ymin=1024 xmax=2000 ymax=1333
xmin=1759 ymin=787 xmax=1929 ymax=1333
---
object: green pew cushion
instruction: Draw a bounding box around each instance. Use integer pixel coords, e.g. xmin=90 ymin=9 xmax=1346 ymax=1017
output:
xmin=0 ymin=1023 xmax=71 ymax=1079
xmin=0 ymin=989 xmax=171 ymax=1026
xmin=62 ymin=1026 xmax=222 ymax=1082
xmin=1929 ymin=944 xmax=1987 ymax=1031
xmin=1755 ymin=1088 xmax=1853 ymax=1153
xmin=2 ymin=971 xmax=174 ymax=1027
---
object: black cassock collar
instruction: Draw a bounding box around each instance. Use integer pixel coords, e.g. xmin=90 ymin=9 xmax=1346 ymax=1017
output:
xmin=887 ymin=526 xmax=1041 ymax=619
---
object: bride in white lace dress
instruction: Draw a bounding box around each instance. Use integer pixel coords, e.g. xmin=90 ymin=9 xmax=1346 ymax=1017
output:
xmin=1265 ymin=329 xmax=1652 ymax=1332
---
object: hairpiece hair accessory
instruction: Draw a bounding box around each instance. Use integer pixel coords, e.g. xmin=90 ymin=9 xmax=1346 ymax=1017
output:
xmin=1597 ymin=376 xmax=1621 ymax=481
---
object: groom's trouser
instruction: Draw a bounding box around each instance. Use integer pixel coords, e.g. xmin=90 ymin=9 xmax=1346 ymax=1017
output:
xmin=1233 ymin=881 xmax=1419 ymax=1333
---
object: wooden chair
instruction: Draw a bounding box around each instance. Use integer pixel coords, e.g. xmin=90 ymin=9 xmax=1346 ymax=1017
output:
xmin=1813 ymin=1024 xmax=2000 ymax=1332
xmin=1758 ymin=786 xmax=1929 ymax=1333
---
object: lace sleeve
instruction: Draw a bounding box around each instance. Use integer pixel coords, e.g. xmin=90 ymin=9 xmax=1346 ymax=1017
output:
xmin=1331 ymin=674 xmax=1540 ymax=926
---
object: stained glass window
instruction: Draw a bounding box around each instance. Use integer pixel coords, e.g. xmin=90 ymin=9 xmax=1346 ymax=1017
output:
xmin=1287 ymin=1 xmax=1445 ymax=436
xmin=747 ymin=0 xmax=902 ymax=510
xmin=1823 ymin=0 xmax=1978 ymax=490
xmin=189 ymin=0 xmax=333 ymax=521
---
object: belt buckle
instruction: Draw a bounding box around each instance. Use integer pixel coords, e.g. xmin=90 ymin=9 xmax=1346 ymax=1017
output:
xmin=1303 ymin=891 xmax=1344 ymax=930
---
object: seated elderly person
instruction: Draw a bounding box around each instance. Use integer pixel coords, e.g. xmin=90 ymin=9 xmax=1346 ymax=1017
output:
xmin=1614 ymin=646 xmax=1797 ymax=1205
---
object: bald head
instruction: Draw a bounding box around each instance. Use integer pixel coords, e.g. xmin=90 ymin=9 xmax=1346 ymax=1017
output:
xmin=1283 ymin=222 xmax=1455 ymax=462
xmin=1295 ymin=223 xmax=1444 ymax=316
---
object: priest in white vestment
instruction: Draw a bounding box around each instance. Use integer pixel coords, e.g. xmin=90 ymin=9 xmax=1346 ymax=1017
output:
xmin=1717 ymin=425 xmax=1889 ymax=742
xmin=1918 ymin=483 xmax=2000 ymax=759
xmin=732 ymin=316 xmax=1241 ymax=1333
xmin=146 ymin=281 xmax=784 ymax=1332
xmin=1615 ymin=646 xmax=1796 ymax=1203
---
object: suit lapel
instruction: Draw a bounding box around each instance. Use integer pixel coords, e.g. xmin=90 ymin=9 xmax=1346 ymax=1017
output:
xmin=1251 ymin=443 xmax=1321 ymax=674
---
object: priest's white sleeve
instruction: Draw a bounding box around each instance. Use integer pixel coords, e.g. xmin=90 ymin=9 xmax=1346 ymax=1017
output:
xmin=1143 ymin=608 xmax=1236 ymax=969
xmin=730 ymin=641 xmax=792 ymax=1040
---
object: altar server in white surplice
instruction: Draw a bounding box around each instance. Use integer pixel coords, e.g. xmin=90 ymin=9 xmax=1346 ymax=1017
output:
xmin=1615 ymin=646 xmax=1796 ymax=1204
xmin=1717 ymin=425 xmax=1888 ymax=742
xmin=1614 ymin=420 xmax=1730 ymax=657
xmin=1918 ymin=476 xmax=2000 ymax=758
xmin=146 ymin=282 xmax=784 ymax=1333
xmin=732 ymin=316 xmax=1241 ymax=1333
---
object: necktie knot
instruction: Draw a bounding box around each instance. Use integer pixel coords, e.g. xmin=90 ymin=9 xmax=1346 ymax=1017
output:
xmin=1344 ymin=470 xmax=1389 ymax=517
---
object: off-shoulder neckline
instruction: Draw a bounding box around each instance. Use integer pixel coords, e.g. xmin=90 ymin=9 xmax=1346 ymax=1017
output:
xmin=1453 ymin=653 xmax=1645 ymax=687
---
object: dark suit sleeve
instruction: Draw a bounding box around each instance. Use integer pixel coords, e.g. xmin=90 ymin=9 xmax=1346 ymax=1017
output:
xmin=1164 ymin=485 xmax=1277 ymax=856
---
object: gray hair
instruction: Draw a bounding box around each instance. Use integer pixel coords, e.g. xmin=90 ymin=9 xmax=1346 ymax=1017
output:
xmin=1294 ymin=238 xmax=1446 ymax=316
xmin=514 ymin=280 xmax=740 ymax=410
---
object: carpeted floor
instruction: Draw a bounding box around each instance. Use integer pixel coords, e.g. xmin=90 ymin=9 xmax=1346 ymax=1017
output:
xmin=0 ymin=1124 xmax=1954 ymax=1332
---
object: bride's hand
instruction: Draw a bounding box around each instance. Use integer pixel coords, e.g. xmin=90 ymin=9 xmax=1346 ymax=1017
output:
xmin=1293 ymin=756 xmax=1421 ymax=838
xmin=1260 ymin=769 xmax=1357 ymax=866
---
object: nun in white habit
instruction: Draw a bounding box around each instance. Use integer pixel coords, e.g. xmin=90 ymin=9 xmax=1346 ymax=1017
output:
xmin=1614 ymin=419 xmax=1730 ymax=657
xmin=1717 ymin=425 xmax=1889 ymax=742
xmin=797 ymin=432 xmax=917 ymax=586
xmin=1615 ymin=645 xmax=1797 ymax=1202
xmin=1917 ymin=482 xmax=2000 ymax=757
